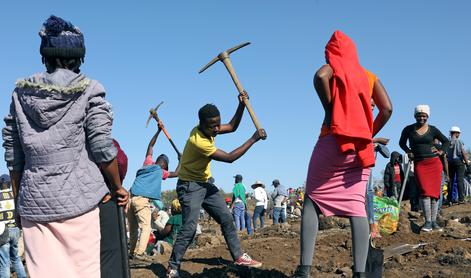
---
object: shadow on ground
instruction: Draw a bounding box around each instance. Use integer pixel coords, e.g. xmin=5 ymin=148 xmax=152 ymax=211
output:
xmin=138 ymin=261 xmax=289 ymax=278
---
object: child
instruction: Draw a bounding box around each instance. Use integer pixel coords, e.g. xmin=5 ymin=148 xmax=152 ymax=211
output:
xmin=128 ymin=124 xmax=180 ymax=261
xmin=166 ymin=92 xmax=266 ymax=277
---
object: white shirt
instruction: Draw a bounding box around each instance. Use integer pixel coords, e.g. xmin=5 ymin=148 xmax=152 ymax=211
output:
xmin=253 ymin=187 xmax=268 ymax=209
xmin=152 ymin=210 xmax=169 ymax=232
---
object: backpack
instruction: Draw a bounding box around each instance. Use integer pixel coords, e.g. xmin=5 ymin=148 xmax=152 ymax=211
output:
xmin=448 ymin=139 xmax=464 ymax=161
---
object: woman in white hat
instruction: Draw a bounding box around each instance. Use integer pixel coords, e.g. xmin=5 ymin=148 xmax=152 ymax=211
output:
xmin=399 ymin=105 xmax=449 ymax=232
xmin=447 ymin=126 xmax=469 ymax=204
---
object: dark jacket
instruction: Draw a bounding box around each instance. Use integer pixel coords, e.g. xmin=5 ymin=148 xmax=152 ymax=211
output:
xmin=384 ymin=151 xmax=404 ymax=188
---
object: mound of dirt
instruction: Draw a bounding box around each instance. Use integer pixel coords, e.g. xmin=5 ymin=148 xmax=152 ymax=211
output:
xmin=131 ymin=202 xmax=471 ymax=277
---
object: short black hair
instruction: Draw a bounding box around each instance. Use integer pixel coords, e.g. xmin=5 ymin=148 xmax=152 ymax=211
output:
xmin=198 ymin=104 xmax=220 ymax=122
xmin=43 ymin=56 xmax=82 ymax=73
xmin=156 ymin=154 xmax=169 ymax=170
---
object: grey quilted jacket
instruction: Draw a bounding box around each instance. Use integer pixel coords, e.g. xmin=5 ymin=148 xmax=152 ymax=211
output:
xmin=2 ymin=69 xmax=116 ymax=222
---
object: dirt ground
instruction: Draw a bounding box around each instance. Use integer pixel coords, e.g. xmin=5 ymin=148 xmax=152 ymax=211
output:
xmin=130 ymin=202 xmax=471 ymax=277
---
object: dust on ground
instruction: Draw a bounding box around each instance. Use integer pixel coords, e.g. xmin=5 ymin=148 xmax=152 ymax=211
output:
xmin=131 ymin=202 xmax=471 ymax=278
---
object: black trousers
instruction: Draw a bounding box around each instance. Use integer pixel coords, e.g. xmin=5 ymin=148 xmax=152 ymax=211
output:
xmin=448 ymin=160 xmax=465 ymax=202
xmin=99 ymin=199 xmax=124 ymax=278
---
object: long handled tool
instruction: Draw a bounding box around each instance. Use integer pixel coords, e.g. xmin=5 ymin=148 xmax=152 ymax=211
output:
xmin=199 ymin=42 xmax=266 ymax=139
xmin=397 ymin=161 xmax=412 ymax=213
xmin=146 ymin=102 xmax=182 ymax=157
xmin=117 ymin=205 xmax=131 ymax=278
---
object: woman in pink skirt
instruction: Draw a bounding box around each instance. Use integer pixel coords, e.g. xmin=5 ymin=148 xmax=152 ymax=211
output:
xmin=291 ymin=31 xmax=392 ymax=278
xmin=2 ymin=16 xmax=129 ymax=278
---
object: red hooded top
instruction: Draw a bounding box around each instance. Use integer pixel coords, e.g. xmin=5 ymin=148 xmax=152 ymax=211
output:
xmin=325 ymin=30 xmax=374 ymax=167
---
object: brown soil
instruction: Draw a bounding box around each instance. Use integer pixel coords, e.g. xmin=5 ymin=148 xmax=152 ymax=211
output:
xmin=131 ymin=202 xmax=471 ymax=277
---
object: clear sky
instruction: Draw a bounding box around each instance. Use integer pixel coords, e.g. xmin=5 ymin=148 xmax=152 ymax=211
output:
xmin=1 ymin=1 xmax=470 ymax=193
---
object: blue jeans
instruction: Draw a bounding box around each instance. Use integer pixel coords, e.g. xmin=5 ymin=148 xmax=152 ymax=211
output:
xmin=366 ymin=178 xmax=375 ymax=225
xmin=273 ymin=207 xmax=286 ymax=224
xmin=252 ymin=205 xmax=265 ymax=229
xmin=244 ymin=211 xmax=253 ymax=235
xmin=232 ymin=202 xmax=246 ymax=231
xmin=0 ymin=227 xmax=27 ymax=278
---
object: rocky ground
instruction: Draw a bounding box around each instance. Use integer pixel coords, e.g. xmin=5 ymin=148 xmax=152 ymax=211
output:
xmin=130 ymin=202 xmax=471 ymax=277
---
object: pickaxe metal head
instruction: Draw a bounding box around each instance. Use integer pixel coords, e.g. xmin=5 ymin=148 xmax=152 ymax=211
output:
xmin=198 ymin=42 xmax=251 ymax=74
xmin=146 ymin=101 xmax=164 ymax=127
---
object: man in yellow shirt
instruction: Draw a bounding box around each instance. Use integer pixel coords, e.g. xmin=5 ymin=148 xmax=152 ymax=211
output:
xmin=166 ymin=92 xmax=266 ymax=278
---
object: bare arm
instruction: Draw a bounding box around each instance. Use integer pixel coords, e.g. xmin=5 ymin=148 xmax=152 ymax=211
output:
xmin=443 ymin=156 xmax=449 ymax=179
xmin=219 ymin=92 xmax=248 ymax=134
xmin=167 ymin=158 xmax=181 ymax=178
xmin=161 ymin=223 xmax=172 ymax=237
xmin=99 ymin=158 xmax=129 ymax=206
xmin=146 ymin=129 xmax=161 ymax=157
xmin=313 ymin=65 xmax=334 ymax=126
xmin=462 ymin=145 xmax=469 ymax=165
xmin=371 ymin=80 xmax=393 ymax=136
xmin=8 ymin=170 xmax=22 ymax=202
xmin=210 ymin=129 xmax=264 ymax=163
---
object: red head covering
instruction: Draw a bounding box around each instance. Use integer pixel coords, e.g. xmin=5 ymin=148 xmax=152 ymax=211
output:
xmin=325 ymin=30 xmax=374 ymax=167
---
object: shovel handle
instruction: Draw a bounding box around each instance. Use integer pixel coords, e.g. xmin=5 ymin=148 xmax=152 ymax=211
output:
xmin=117 ymin=205 xmax=131 ymax=278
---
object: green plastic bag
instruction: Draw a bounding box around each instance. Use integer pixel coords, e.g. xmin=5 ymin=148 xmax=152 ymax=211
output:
xmin=373 ymin=196 xmax=399 ymax=236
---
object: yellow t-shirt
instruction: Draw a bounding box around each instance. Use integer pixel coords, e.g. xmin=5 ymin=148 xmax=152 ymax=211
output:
xmin=178 ymin=126 xmax=217 ymax=182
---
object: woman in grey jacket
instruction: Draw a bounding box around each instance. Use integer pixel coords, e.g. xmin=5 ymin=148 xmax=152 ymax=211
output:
xmin=2 ymin=16 xmax=128 ymax=278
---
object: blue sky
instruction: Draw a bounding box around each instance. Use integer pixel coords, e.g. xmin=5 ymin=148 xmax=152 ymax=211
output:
xmin=1 ymin=1 xmax=470 ymax=193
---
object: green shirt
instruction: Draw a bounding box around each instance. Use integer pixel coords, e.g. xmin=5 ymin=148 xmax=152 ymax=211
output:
xmin=163 ymin=214 xmax=182 ymax=245
xmin=232 ymin=183 xmax=247 ymax=206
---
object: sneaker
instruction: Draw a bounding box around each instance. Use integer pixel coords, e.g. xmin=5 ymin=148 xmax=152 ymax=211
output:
xmin=134 ymin=253 xmax=153 ymax=262
xmin=234 ymin=253 xmax=262 ymax=268
xmin=421 ymin=221 xmax=432 ymax=232
xmin=166 ymin=267 xmax=180 ymax=278
xmin=432 ymin=222 xmax=443 ymax=232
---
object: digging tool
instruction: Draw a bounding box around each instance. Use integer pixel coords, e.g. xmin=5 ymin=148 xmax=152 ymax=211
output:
xmin=383 ymin=243 xmax=427 ymax=258
xmin=146 ymin=102 xmax=181 ymax=157
xmin=397 ymin=160 xmax=412 ymax=213
xmin=199 ymin=42 xmax=266 ymax=139
xmin=117 ymin=204 xmax=131 ymax=278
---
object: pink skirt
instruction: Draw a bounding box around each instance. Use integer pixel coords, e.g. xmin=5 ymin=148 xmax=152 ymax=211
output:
xmin=306 ymin=134 xmax=371 ymax=217
xmin=22 ymin=207 xmax=101 ymax=278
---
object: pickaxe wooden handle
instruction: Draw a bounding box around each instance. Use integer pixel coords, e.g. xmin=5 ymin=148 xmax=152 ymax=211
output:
xmin=147 ymin=103 xmax=182 ymax=157
xmin=199 ymin=42 xmax=266 ymax=139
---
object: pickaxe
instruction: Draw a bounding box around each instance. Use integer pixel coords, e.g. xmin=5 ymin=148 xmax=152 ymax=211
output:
xmin=199 ymin=42 xmax=267 ymax=139
xmin=146 ymin=102 xmax=181 ymax=157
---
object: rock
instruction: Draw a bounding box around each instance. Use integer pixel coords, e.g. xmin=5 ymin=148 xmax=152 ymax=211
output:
xmin=335 ymin=217 xmax=350 ymax=229
xmin=460 ymin=216 xmax=471 ymax=224
xmin=393 ymin=254 xmax=405 ymax=265
xmin=319 ymin=216 xmax=336 ymax=230
xmin=210 ymin=235 xmax=222 ymax=246
xmin=444 ymin=219 xmax=469 ymax=239
xmin=423 ymin=270 xmax=433 ymax=278
xmin=438 ymin=269 xmax=453 ymax=276
xmin=340 ymin=266 xmax=352 ymax=277
xmin=383 ymin=260 xmax=396 ymax=269
xmin=408 ymin=211 xmax=421 ymax=219
xmin=196 ymin=235 xmax=211 ymax=246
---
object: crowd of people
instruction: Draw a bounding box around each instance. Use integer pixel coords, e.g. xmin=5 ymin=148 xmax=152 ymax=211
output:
xmin=1 ymin=15 xmax=469 ymax=278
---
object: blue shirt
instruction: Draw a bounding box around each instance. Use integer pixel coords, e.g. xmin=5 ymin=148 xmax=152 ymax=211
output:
xmin=130 ymin=165 xmax=164 ymax=200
